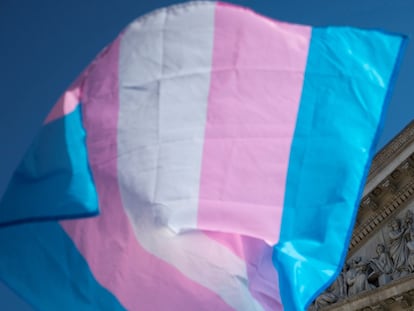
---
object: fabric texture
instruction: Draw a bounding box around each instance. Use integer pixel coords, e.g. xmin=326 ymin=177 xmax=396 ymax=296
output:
xmin=0 ymin=2 xmax=406 ymax=310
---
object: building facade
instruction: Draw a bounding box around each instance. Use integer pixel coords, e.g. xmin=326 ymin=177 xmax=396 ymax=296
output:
xmin=310 ymin=121 xmax=414 ymax=311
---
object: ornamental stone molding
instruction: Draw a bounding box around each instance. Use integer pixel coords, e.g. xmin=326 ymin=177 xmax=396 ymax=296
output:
xmin=310 ymin=121 xmax=414 ymax=311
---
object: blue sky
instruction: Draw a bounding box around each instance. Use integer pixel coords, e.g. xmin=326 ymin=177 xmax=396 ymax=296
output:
xmin=0 ymin=0 xmax=413 ymax=309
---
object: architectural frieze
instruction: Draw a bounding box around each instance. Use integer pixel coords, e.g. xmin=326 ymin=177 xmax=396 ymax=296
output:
xmin=311 ymin=207 xmax=414 ymax=310
xmin=350 ymin=161 xmax=414 ymax=255
xmin=317 ymin=274 xmax=414 ymax=311
xmin=310 ymin=121 xmax=414 ymax=310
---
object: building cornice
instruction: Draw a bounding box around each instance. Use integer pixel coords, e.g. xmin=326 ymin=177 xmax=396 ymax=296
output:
xmin=323 ymin=274 xmax=414 ymax=311
xmin=349 ymin=121 xmax=414 ymax=256
xmin=368 ymin=122 xmax=414 ymax=183
xmin=349 ymin=153 xmax=414 ymax=255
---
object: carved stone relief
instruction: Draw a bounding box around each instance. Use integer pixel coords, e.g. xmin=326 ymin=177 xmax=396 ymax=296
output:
xmin=310 ymin=205 xmax=414 ymax=310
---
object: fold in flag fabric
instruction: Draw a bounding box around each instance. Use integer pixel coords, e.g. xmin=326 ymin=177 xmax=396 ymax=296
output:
xmin=0 ymin=2 xmax=406 ymax=310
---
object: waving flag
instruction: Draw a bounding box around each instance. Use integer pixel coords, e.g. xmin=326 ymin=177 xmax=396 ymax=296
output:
xmin=0 ymin=2 xmax=406 ymax=310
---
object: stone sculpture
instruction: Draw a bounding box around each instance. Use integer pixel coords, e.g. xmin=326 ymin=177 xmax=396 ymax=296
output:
xmin=388 ymin=218 xmax=408 ymax=276
xmin=346 ymin=257 xmax=375 ymax=296
xmin=312 ymin=209 xmax=414 ymax=309
xmin=369 ymin=244 xmax=393 ymax=286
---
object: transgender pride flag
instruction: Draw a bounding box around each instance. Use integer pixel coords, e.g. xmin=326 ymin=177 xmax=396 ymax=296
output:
xmin=0 ymin=2 xmax=406 ymax=311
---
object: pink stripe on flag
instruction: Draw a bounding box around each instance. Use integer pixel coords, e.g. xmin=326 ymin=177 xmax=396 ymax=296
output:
xmin=44 ymin=78 xmax=83 ymax=124
xmin=198 ymin=3 xmax=311 ymax=245
xmin=60 ymin=36 xmax=232 ymax=311
xmin=205 ymin=229 xmax=283 ymax=311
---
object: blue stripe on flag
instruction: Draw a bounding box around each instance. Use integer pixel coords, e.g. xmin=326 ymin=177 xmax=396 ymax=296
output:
xmin=0 ymin=104 xmax=98 ymax=225
xmin=0 ymin=222 xmax=126 ymax=310
xmin=273 ymin=28 xmax=406 ymax=310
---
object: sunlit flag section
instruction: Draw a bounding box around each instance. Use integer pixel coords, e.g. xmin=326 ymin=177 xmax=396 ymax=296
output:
xmin=0 ymin=2 xmax=406 ymax=310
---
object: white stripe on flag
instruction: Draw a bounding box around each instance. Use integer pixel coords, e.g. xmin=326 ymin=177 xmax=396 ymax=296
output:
xmin=118 ymin=2 xmax=212 ymax=232
xmin=117 ymin=3 xmax=265 ymax=310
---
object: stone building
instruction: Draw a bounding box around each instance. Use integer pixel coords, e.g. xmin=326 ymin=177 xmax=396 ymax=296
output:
xmin=310 ymin=121 xmax=414 ymax=311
